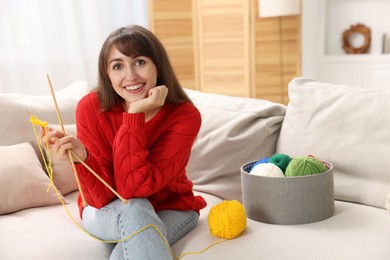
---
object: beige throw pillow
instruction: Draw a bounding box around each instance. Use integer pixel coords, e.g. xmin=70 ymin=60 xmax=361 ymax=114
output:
xmin=185 ymin=89 xmax=286 ymax=201
xmin=0 ymin=143 xmax=62 ymax=214
xmin=277 ymin=77 xmax=390 ymax=209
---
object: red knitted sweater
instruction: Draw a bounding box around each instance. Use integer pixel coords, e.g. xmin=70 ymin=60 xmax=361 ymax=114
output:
xmin=74 ymin=92 xmax=206 ymax=217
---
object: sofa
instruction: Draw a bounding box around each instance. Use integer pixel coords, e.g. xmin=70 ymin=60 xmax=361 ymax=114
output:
xmin=1 ymin=77 xmax=390 ymax=260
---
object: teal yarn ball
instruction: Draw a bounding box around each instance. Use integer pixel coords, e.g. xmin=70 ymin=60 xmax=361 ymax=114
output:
xmin=269 ymin=153 xmax=292 ymax=173
xmin=285 ymin=156 xmax=328 ymax=177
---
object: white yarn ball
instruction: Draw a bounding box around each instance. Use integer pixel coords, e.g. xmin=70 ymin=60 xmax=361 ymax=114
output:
xmin=249 ymin=163 xmax=285 ymax=177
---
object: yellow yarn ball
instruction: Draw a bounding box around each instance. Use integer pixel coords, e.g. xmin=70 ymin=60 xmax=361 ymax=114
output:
xmin=208 ymin=200 xmax=247 ymax=239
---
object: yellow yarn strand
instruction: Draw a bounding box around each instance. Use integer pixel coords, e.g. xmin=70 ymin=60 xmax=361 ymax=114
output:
xmin=29 ymin=111 xmax=233 ymax=259
xmin=175 ymin=238 xmax=226 ymax=260
xmin=29 ymin=112 xmax=55 ymax=192
xmin=29 ymin=114 xmax=48 ymax=127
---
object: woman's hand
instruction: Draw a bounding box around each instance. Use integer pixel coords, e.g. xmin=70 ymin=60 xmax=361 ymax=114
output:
xmin=127 ymin=85 xmax=168 ymax=116
xmin=39 ymin=127 xmax=88 ymax=163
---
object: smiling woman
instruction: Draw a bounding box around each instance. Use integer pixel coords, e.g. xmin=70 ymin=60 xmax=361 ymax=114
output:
xmin=36 ymin=24 xmax=206 ymax=260
xmin=0 ymin=0 xmax=148 ymax=94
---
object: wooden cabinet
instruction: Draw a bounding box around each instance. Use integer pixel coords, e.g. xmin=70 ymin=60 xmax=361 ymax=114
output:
xmin=149 ymin=0 xmax=301 ymax=103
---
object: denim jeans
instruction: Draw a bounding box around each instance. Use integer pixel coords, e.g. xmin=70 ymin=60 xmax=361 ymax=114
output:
xmin=82 ymin=198 xmax=199 ymax=260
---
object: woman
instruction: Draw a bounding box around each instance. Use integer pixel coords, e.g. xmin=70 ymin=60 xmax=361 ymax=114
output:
xmin=40 ymin=25 xmax=206 ymax=259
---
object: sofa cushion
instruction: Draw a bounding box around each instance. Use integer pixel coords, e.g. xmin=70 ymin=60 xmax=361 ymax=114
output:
xmin=277 ymin=77 xmax=390 ymax=209
xmin=0 ymin=191 xmax=113 ymax=259
xmin=0 ymin=80 xmax=92 ymax=147
xmin=172 ymin=199 xmax=390 ymax=259
xmin=0 ymin=142 xmax=62 ymax=214
xmin=185 ymin=89 xmax=286 ymax=200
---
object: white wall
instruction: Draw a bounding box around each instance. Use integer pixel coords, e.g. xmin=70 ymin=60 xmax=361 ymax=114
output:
xmin=301 ymin=0 xmax=321 ymax=80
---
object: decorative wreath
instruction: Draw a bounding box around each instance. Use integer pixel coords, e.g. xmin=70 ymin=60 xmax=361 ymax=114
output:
xmin=342 ymin=23 xmax=371 ymax=54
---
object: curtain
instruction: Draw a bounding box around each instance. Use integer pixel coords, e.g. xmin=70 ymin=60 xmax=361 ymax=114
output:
xmin=0 ymin=0 xmax=149 ymax=94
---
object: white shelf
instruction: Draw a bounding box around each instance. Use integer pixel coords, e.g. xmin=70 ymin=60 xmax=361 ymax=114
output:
xmin=322 ymin=54 xmax=390 ymax=62
xmin=302 ymin=0 xmax=390 ymax=91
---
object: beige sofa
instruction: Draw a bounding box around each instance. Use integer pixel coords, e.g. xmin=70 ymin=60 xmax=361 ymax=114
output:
xmin=1 ymin=78 xmax=390 ymax=260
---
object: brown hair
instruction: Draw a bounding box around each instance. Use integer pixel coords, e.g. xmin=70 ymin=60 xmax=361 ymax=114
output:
xmin=96 ymin=25 xmax=191 ymax=111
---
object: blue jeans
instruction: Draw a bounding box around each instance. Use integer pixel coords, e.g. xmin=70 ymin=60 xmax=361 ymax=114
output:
xmin=82 ymin=198 xmax=199 ymax=260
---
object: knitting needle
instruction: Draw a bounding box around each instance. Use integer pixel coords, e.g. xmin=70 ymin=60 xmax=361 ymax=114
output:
xmin=46 ymin=75 xmax=87 ymax=207
xmin=45 ymin=75 xmax=127 ymax=205
xmin=28 ymin=109 xmax=128 ymax=205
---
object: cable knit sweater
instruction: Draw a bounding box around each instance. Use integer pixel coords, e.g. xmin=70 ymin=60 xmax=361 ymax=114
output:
xmin=74 ymin=92 xmax=206 ymax=217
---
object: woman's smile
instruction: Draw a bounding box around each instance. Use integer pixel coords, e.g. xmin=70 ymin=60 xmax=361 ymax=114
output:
xmin=124 ymin=83 xmax=143 ymax=91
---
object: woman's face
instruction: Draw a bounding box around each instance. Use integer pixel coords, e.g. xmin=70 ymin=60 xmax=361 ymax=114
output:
xmin=107 ymin=46 xmax=158 ymax=109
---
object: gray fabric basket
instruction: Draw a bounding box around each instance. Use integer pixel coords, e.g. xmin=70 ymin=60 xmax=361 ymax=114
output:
xmin=241 ymin=161 xmax=335 ymax=225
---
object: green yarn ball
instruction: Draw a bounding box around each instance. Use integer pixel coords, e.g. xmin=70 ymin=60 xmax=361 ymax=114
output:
xmin=269 ymin=153 xmax=292 ymax=173
xmin=285 ymin=156 xmax=327 ymax=177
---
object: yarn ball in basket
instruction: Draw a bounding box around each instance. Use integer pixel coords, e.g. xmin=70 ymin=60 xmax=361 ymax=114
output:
xmin=249 ymin=157 xmax=269 ymax=171
xmin=269 ymin=153 xmax=292 ymax=173
xmin=249 ymin=163 xmax=285 ymax=177
xmin=208 ymin=200 xmax=247 ymax=239
xmin=285 ymin=156 xmax=327 ymax=177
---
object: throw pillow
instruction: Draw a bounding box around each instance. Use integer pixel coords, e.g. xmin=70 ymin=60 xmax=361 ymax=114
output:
xmin=185 ymin=89 xmax=286 ymax=201
xmin=277 ymin=77 xmax=390 ymax=209
xmin=0 ymin=142 xmax=62 ymax=214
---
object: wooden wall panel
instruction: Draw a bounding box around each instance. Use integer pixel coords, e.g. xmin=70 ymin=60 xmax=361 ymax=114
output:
xmin=149 ymin=0 xmax=301 ymax=104
xmin=254 ymin=0 xmax=300 ymax=104
xmin=149 ymin=0 xmax=197 ymax=89
xmin=195 ymin=0 xmax=251 ymax=97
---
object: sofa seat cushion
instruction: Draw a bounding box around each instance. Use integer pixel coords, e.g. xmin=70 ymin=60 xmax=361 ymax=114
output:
xmin=0 ymin=191 xmax=113 ymax=259
xmin=277 ymin=77 xmax=390 ymax=209
xmin=2 ymin=190 xmax=389 ymax=259
xmin=0 ymin=192 xmax=112 ymax=260
xmin=172 ymin=200 xmax=390 ymax=260
xmin=0 ymin=191 xmax=222 ymax=260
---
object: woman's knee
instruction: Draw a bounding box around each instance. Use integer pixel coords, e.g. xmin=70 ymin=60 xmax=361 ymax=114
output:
xmin=118 ymin=198 xmax=166 ymax=234
xmin=82 ymin=198 xmax=165 ymax=239
xmin=120 ymin=198 xmax=157 ymax=219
